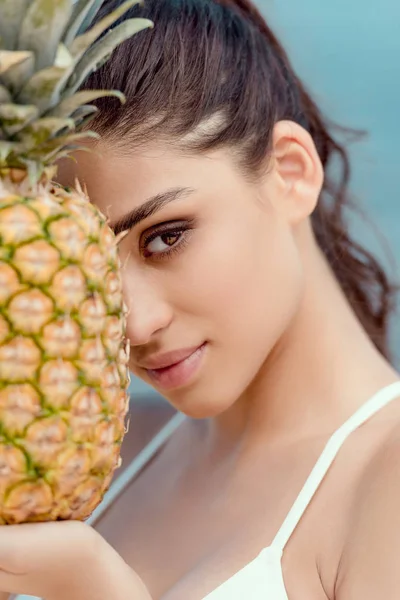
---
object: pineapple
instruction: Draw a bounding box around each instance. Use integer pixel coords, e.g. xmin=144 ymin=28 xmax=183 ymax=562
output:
xmin=0 ymin=0 xmax=152 ymax=524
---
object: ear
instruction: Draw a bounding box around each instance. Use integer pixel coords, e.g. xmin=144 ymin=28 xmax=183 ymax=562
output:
xmin=269 ymin=120 xmax=324 ymax=224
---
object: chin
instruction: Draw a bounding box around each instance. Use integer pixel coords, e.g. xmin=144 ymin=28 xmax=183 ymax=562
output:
xmin=165 ymin=386 xmax=235 ymax=419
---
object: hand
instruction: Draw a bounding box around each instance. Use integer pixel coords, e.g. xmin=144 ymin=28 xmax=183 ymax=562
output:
xmin=0 ymin=520 xmax=152 ymax=600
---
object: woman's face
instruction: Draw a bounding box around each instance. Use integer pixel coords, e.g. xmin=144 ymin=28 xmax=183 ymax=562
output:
xmin=58 ymin=132 xmax=318 ymax=418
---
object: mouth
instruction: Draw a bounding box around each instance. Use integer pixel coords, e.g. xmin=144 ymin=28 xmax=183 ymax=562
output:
xmin=142 ymin=343 xmax=207 ymax=391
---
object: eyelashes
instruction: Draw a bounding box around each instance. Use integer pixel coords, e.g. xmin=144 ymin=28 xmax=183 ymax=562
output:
xmin=140 ymin=219 xmax=195 ymax=261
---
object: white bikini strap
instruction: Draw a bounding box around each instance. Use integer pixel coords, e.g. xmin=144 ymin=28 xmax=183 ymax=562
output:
xmin=271 ymin=381 xmax=400 ymax=553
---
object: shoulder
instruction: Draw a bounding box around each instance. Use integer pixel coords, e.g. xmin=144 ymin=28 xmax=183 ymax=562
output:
xmin=335 ymin=421 xmax=400 ymax=599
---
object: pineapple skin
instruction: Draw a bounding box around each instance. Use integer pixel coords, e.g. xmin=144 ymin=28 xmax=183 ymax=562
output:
xmin=0 ymin=169 xmax=130 ymax=525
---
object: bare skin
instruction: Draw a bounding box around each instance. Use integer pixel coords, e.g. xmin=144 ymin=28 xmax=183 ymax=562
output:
xmin=92 ymin=403 xmax=400 ymax=600
xmin=55 ymin=120 xmax=400 ymax=600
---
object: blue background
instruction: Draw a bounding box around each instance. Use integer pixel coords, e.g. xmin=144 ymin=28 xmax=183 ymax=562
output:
xmin=265 ymin=0 xmax=400 ymax=359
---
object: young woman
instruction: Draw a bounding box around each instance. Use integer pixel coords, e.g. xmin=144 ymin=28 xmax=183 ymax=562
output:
xmin=3 ymin=0 xmax=400 ymax=599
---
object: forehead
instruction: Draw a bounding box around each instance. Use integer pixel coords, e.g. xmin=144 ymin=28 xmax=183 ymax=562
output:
xmin=56 ymin=142 xmax=247 ymax=219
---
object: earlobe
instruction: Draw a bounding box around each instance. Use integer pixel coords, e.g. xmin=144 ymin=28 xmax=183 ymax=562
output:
xmin=271 ymin=120 xmax=324 ymax=223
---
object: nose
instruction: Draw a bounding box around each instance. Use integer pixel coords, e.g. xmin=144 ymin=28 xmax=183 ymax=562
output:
xmin=122 ymin=270 xmax=173 ymax=347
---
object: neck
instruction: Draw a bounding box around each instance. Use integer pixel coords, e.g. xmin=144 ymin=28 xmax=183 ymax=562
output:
xmin=206 ymin=244 xmax=398 ymax=456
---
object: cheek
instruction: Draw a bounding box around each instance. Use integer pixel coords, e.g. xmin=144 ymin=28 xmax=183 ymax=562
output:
xmin=231 ymin=233 xmax=302 ymax=350
xmin=177 ymin=216 xmax=304 ymax=340
xmin=164 ymin=218 xmax=304 ymax=417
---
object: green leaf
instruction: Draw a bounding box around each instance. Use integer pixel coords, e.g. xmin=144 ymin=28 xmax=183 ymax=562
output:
xmin=0 ymin=85 xmax=11 ymax=102
xmin=63 ymin=0 xmax=102 ymax=47
xmin=69 ymin=0 xmax=142 ymax=58
xmin=78 ymin=0 xmax=107 ymax=35
xmin=18 ymin=158 xmax=42 ymax=186
xmin=0 ymin=0 xmax=30 ymax=50
xmin=18 ymin=0 xmax=74 ymax=71
xmin=70 ymin=106 xmax=99 ymax=131
xmin=46 ymin=142 xmax=97 ymax=163
xmin=71 ymin=105 xmax=99 ymax=120
xmin=51 ymin=141 xmax=96 ymax=163
xmin=54 ymin=42 xmax=74 ymax=68
xmin=0 ymin=140 xmax=18 ymax=161
xmin=0 ymin=103 xmax=39 ymax=136
xmin=66 ymin=18 xmax=153 ymax=94
xmin=69 ymin=104 xmax=98 ymax=125
xmin=28 ymin=130 xmax=99 ymax=160
xmin=47 ymin=89 xmax=124 ymax=118
xmin=0 ymin=51 xmax=34 ymax=92
xmin=0 ymin=50 xmax=32 ymax=74
xmin=17 ymin=66 xmax=69 ymax=113
xmin=18 ymin=117 xmax=75 ymax=147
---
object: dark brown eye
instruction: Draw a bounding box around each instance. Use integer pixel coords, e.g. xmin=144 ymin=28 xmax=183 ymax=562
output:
xmin=145 ymin=230 xmax=182 ymax=254
xmin=141 ymin=220 xmax=195 ymax=260
xmin=162 ymin=232 xmax=181 ymax=247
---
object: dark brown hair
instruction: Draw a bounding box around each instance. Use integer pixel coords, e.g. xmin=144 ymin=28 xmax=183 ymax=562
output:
xmin=82 ymin=0 xmax=396 ymax=358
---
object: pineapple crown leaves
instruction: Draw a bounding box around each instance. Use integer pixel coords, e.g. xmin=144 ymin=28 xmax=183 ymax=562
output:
xmin=0 ymin=0 xmax=153 ymax=179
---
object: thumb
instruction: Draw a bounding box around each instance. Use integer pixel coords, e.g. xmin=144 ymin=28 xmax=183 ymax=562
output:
xmin=0 ymin=521 xmax=94 ymax=575
xmin=0 ymin=521 xmax=97 ymax=598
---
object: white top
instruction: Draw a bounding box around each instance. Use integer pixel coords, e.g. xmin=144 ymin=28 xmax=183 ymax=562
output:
xmin=13 ymin=380 xmax=400 ymax=600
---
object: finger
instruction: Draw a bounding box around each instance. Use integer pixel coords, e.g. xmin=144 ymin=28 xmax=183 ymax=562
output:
xmin=0 ymin=521 xmax=97 ymax=598
xmin=0 ymin=593 xmax=10 ymax=600
xmin=0 ymin=521 xmax=91 ymax=573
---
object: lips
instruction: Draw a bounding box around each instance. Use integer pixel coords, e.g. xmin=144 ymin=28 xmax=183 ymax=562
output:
xmin=138 ymin=345 xmax=204 ymax=370
xmin=139 ymin=343 xmax=207 ymax=391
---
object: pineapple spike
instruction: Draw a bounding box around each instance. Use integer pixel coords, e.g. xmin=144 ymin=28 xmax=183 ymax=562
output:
xmin=115 ymin=229 xmax=130 ymax=245
xmin=72 ymin=176 xmax=90 ymax=201
xmin=0 ymin=0 xmax=30 ymax=51
xmin=18 ymin=0 xmax=74 ymax=72
xmin=74 ymin=176 xmax=85 ymax=196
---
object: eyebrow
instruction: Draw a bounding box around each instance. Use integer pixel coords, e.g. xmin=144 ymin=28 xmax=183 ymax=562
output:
xmin=109 ymin=187 xmax=194 ymax=235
